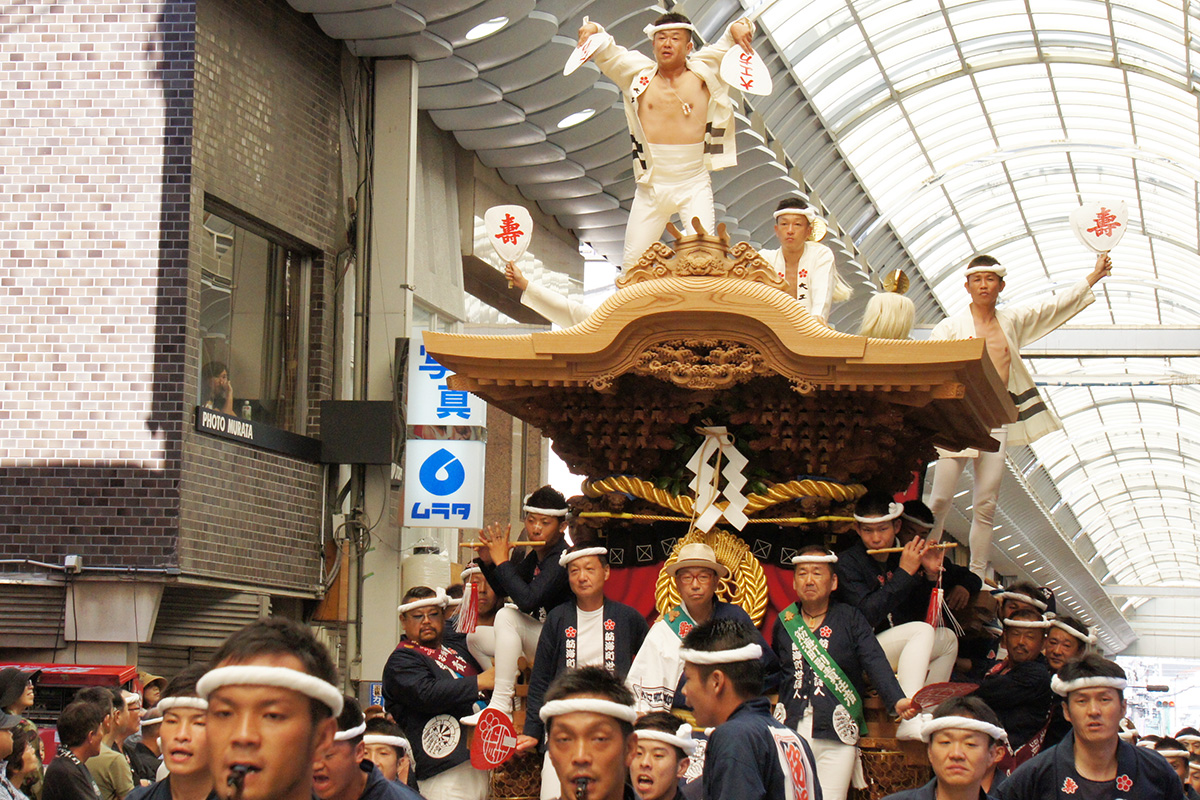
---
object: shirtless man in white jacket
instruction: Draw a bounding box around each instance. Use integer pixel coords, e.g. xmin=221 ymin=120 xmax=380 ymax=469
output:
xmin=502 ymin=12 xmax=754 ymax=327
xmin=927 ymin=252 xmax=1112 ymax=577
xmin=580 ymin=12 xmax=754 ymax=270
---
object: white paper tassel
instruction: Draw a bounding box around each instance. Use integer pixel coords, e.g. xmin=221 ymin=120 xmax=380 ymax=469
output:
xmin=686 ymin=427 xmax=750 ymax=531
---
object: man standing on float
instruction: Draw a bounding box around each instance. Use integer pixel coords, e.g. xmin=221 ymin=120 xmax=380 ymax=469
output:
xmin=927 ymin=252 xmax=1112 ymax=577
xmin=757 ymin=198 xmax=853 ymax=324
xmin=578 ymin=12 xmax=754 ymax=269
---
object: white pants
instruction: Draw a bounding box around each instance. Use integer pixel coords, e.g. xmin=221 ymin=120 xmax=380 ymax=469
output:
xmin=797 ymin=707 xmax=858 ymax=800
xmin=928 ymin=426 xmax=1009 ymax=577
xmin=466 ymin=625 xmax=495 ymax=670
xmin=418 ymin=760 xmax=489 ymax=800
xmin=622 ymin=143 xmax=715 ymax=269
xmin=876 ymin=622 xmax=958 ymax=697
xmin=488 ymin=606 xmax=543 ymax=714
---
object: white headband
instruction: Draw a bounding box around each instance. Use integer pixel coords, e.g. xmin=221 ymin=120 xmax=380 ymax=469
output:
xmin=1050 ymin=675 xmax=1127 ymax=697
xmin=921 ymin=715 xmax=1008 ymax=744
xmin=460 ymin=566 xmax=481 ymax=581
xmin=363 ymin=734 xmax=411 ymax=754
xmin=1178 ymin=735 xmax=1200 ymax=744
xmin=156 ymin=696 xmax=209 ymax=712
xmin=397 ymin=587 xmax=461 ymax=615
xmin=995 ymin=591 xmax=1049 ymax=611
xmin=774 ymin=207 xmax=818 ymax=222
xmin=335 ymin=721 xmax=367 ymax=741
xmin=539 ymin=698 xmax=638 ymax=725
xmin=523 ymin=505 xmax=568 ymax=517
xmin=900 ymin=513 xmax=934 ymax=530
xmin=561 ymin=547 xmax=608 ymax=566
xmin=854 ymin=502 xmax=903 ymax=524
xmin=636 ymin=724 xmax=697 ymax=755
xmin=679 ymin=643 xmax=763 ymax=664
xmin=792 ymin=553 xmax=838 ymax=564
xmin=1157 ymin=749 xmax=1191 ymax=759
xmin=1137 ymin=739 xmax=1158 ymax=748
xmin=140 ymin=712 xmax=163 ymax=727
xmin=1049 ymin=619 xmax=1097 ymax=644
xmin=196 ymin=665 xmax=344 ymax=716
xmin=964 ymin=264 xmax=1007 ymax=278
xmin=1003 ymin=617 xmax=1051 ymax=629
xmin=643 ymin=21 xmax=697 ymax=39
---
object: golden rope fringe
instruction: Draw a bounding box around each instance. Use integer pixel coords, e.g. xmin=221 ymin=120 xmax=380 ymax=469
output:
xmin=655 ymin=529 xmax=768 ymax=627
xmin=583 ymin=475 xmax=866 ymax=516
xmin=744 ymin=478 xmax=866 ymax=513
xmin=584 ymin=476 xmax=695 ymax=514
xmin=578 ymin=511 xmax=855 ymax=524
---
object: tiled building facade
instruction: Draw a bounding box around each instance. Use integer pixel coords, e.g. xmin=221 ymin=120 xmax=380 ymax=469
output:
xmin=0 ymin=2 xmax=195 ymax=569
xmin=0 ymin=0 xmax=347 ymax=658
xmin=180 ymin=0 xmax=343 ymax=588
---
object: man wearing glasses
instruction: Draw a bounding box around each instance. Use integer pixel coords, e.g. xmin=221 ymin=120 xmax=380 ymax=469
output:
xmin=626 ymin=542 xmax=778 ymax=717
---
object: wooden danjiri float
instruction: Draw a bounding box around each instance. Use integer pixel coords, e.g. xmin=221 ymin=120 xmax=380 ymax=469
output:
xmin=423 ymin=224 xmax=1016 ymax=799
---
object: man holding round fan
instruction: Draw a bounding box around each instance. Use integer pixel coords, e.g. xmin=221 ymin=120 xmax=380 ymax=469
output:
xmin=577 ymin=11 xmax=755 ymax=269
xmin=927 ymin=252 xmax=1113 ymax=578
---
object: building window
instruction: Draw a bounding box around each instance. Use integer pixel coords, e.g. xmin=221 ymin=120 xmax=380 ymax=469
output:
xmin=410 ymin=303 xmax=460 ymax=335
xmin=199 ymin=207 xmax=311 ymax=432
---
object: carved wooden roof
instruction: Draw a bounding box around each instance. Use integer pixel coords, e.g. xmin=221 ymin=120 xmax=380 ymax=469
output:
xmin=425 ymin=235 xmax=1015 ymax=489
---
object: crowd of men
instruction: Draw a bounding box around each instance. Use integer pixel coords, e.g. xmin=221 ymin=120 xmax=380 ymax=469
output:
xmin=0 ymin=650 xmax=421 ymax=800
xmin=2 ymin=478 xmax=1196 ymax=800
xmin=363 ymin=484 xmax=1192 ymax=800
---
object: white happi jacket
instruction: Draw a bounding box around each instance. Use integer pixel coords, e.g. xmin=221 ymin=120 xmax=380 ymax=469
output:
xmin=930 ymin=279 xmax=1095 ymax=446
xmin=625 ymin=616 xmax=687 ymax=713
xmin=757 ymin=242 xmax=838 ymax=323
xmin=589 ymin=22 xmax=743 ymax=186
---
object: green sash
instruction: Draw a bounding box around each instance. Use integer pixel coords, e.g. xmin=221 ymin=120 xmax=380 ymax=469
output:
xmin=663 ymin=604 xmax=697 ymax=640
xmin=779 ymin=602 xmax=867 ymax=735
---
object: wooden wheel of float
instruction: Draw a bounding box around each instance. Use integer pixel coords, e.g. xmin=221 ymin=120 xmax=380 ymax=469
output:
xmin=654 ymin=529 xmax=768 ymax=627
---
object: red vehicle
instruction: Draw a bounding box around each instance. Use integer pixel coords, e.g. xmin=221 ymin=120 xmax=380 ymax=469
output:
xmin=1 ymin=663 xmax=141 ymax=762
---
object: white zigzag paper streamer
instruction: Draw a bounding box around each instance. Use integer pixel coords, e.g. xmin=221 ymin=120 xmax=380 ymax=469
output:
xmin=686 ymin=426 xmax=750 ymax=531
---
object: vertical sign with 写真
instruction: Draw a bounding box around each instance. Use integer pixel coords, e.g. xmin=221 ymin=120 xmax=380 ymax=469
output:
xmin=403 ymin=334 xmax=487 ymax=528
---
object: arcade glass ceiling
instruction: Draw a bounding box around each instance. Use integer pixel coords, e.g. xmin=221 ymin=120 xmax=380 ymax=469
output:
xmin=289 ymin=0 xmax=1200 ymax=652
xmin=757 ymin=0 xmax=1200 ymax=599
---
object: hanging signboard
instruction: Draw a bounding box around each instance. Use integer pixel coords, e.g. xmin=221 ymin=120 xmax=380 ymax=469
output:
xmin=406 ymin=339 xmax=487 ymax=427
xmin=402 ymin=439 xmax=486 ymax=528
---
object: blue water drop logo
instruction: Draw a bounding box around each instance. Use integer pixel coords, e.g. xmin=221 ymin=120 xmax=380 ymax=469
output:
xmin=418 ymin=448 xmax=466 ymax=496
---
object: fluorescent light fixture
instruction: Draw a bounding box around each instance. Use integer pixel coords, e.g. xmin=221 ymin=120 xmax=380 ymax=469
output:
xmin=557 ymin=108 xmax=596 ymax=129
xmin=466 ymin=16 xmax=508 ymax=41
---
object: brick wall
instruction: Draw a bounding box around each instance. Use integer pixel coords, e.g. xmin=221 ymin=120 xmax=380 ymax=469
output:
xmin=0 ymin=0 xmax=345 ymax=591
xmin=0 ymin=1 xmax=194 ymax=568
xmin=178 ymin=0 xmax=343 ymax=589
